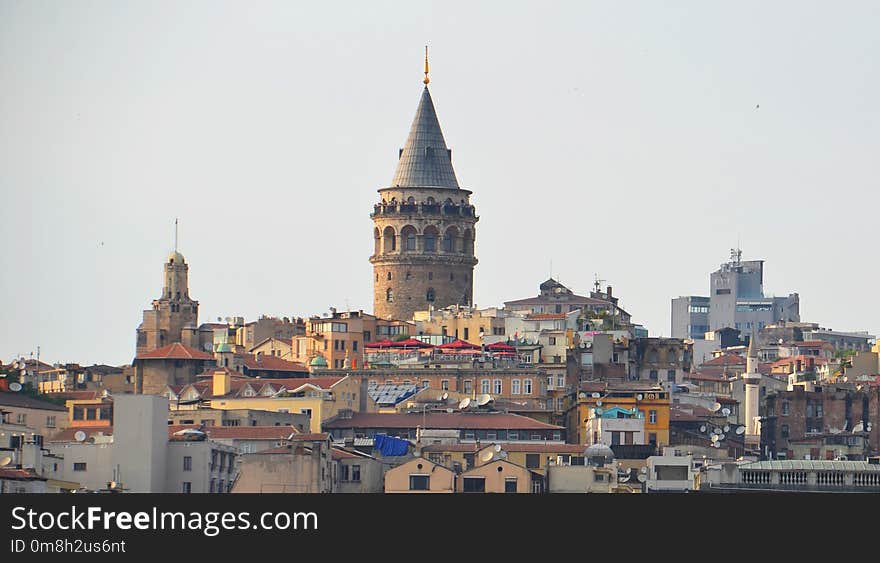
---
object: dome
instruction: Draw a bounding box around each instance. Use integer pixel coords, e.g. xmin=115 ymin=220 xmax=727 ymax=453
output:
xmin=167 ymin=250 xmax=186 ymax=264
xmin=585 ymin=443 xmax=615 ymax=467
xmin=310 ymin=356 xmax=328 ymax=367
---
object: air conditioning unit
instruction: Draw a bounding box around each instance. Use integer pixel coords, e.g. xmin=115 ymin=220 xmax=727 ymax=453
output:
xmin=646 ymin=393 xmax=656 ymax=400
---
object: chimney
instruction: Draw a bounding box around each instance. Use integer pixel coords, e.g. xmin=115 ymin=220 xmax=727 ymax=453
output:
xmin=606 ymin=286 xmax=613 ymax=299
xmin=213 ymin=369 xmax=231 ymax=398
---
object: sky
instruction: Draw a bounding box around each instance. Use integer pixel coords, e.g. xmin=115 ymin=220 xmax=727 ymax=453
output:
xmin=2 ymin=1 xmax=879 ymax=366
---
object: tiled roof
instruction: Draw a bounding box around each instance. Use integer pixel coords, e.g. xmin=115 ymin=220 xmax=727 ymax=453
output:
xmin=702 ymin=354 xmax=746 ymax=367
xmin=323 ymin=412 xmax=563 ymax=431
xmin=137 ymin=342 xmax=214 ymax=361
xmin=44 ymin=391 xmax=102 ymax=401
xmin=168 ymin=425 xmax=301 ymax=440
xmin=390 ymin=87 xmax=459 ymax=189
xmin=0 ymin=468 xmax=46 ymax=481
xmin=0 ymin=392 xmax=67 ymax=411
xmin=239 ymin=353 xmax=308 ymax=373
xmin=505 ymin=295 xmax=607 ymax=307
xmin=420 ymin=442 xmax=584 ymax=454
xmin=332 ymin=448 xmax=360 ymax=460
xmin=686 ymin=372 xmax=729 ymax=382
xmin=49 ymin=426 xmax=113 ymax=442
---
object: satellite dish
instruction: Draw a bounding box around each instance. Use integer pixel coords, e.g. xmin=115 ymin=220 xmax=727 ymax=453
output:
xmin=718 ymin=434 xmax=726 ymax=441
xmin=591 ymin=392 xmax=600 ymax=398
xmin=721 ymin=408 xmax=731 ymax=416
xmin=596 ymin=400 xmax=602 ymax=407
xmin=711 ymin=435 xmax=719 ymax=443
xmin=713 ymin=427 xmax=722 ymax=435
xmin=636 ymin=394 xmax=643 ymax=401
xmin=711 ymin=403 xmax=722 ymax=412
xmin=9 ymin=382 xmax=22 ymax=392
xmin=578 ymin=392 xmax=587 ymax=399
xmin=74 ymin=431 xmax=87 ymax=442
xmin=413 ymin=450 xmax=421 ymax=457
xmin=494 ymin=444 xmax=502 ymax=452
xmin=441 ymin=392 xmax=448 ymax=401
xmin=735 ymin=426 xmax=746 ymax=435
xmin=853 ymin=422 xmax=864 ymax=433
xmin=446 ymin=408 xmax=453 ymax=413
xmin=712 ymin=442 xmax=721 ymax=448
xmin=477 ymin=394 xmax=491 ymax=406
xmin=108 ymin=481 xmax=117 ymax=489
xmin=459 ymin=397 xmax=471 ymax=410
xmin=19 ymin=369 xmax=27 ymax=377
xmin=699 ymin=425 xmax=707 ymax=433
xmin=480 ymin=450 xmax=494 ymax=463
xmin=640 ymin=467 xmax=647 ymax=473
xmin=0 ymin=456 xmax=11 ymax=467
xmin=637 ymin=474 xmax=647 ymax=483
xmin=723 ymin=425 xmax=730 ymax=433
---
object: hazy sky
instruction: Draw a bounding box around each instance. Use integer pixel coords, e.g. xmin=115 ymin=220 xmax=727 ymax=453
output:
xmin=2 ymin=1 xmax=879 ymax=366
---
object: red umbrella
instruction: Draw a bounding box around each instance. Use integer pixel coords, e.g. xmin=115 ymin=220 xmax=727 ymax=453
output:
xmin=486 ymin=342 xmax=516 ymax=352
xmin=438 ymin=339 xmax=481 ymax=350
xmin=364 ymin=339 xmax=396 ymax=349
xmin=392 ymin=338 xmax=435 ymax=348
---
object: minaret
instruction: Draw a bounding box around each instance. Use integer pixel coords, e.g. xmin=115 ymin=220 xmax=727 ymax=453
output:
xmin=370 ymin=49 xmax=479 ymax=321
xmin=743 ymin=331 xmax=762 ymax=447
xmin=135 ymin=220 xmax=200 ymax=355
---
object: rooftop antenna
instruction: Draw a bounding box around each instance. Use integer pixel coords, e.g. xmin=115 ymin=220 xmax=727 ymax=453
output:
xmin=593 ymin=274 xmax=606 ymax=294
xmin=174 ymin=218 xmax=179 ymax=253
xmin=423 ymin=45 xmax=430 ymax=86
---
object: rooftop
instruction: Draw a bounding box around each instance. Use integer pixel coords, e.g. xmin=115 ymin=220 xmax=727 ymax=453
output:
xmin=137 ymin=342 xmax=214 ymax=361
xmin=323 ymin=412 xmax=563 ymax=431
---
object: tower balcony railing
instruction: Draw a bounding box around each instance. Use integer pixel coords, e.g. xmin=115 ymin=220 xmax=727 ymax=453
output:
xmin=372 ymin=203 xmax=476 ymax=218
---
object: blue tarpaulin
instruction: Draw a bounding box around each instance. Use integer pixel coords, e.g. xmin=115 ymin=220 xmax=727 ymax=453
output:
xmin=373 ymin=434 xmax=410 ymax=457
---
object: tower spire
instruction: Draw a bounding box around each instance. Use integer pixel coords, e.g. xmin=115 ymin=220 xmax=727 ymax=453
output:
xmin=423 ymin=45 xmax=430 ymax=86
xmin=174 ymin=218 xmax=179 ymax=253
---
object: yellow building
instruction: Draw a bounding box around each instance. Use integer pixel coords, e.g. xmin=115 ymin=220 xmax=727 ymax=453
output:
xmin=566 ymin=383 xmax=671 ymax=449
xmin=167 ymin=371 xmax=377 ymax=433
xmin=458 ymin=458 xmax=533 ymax=493
xmin=413 ymin=305 xmax=507 ymax=345
xmin=384 ymin=457 xmax=455 ymax=493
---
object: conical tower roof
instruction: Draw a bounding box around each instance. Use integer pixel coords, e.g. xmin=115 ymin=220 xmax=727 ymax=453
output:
xmin=391 ymin=87 xmax=460 ymax=189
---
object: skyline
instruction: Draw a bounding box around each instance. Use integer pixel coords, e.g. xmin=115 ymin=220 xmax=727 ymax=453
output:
xmin=2 ymin=1 xmax=879 ymax=365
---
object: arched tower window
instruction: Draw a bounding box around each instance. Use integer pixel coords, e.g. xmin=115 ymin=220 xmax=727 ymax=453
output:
xmin=374 ymin=228 xmax=381 ymax=255
xmin=443 ymin=226 xmax=459 ymax=252
xmin=426 ymin=288 xmax=436 ymax=302
xmin=383 ymin=226 xmax=396 ymax=253
xmin=387 ymin=272 xmax=392 ymax=281
xmin=423 ymin=226 xmax=438 ymax=252
xmin=401 ymin=225 xmax=417 ymax=251
xmin=386 ymin=288 xmax=393 ymax=303
xmin=462 ymin=229 xmax=474 ymax=255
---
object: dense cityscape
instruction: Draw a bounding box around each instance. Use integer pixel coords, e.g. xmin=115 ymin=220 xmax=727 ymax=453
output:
xmin=3 ymin=59 xmax=879 ymax=495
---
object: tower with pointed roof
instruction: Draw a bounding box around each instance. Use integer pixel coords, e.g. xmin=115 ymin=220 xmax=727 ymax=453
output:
xmin=371 ymin=53 xmax=478 ymax=321
xmin=136 ymin=242 xmax=200 ymax=356
xmin=743 ymin=329 xmax=762 ymax=448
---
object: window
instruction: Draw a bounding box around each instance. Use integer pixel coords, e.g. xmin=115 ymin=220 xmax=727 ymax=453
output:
xmin=556 ymin=375 xmax=564 ymax=388
xmin=409 ymin=475 xmax=429 ymax=490
xmin=406 ymin=232 xmax=416 ymax=250
xmin=424 ymin=231 xmax=436 ymax=251
xmin=525 ymin=454 xmax=540 ymax=468
xmin=667 ymin=370 xmax=675 ymax=381
xmin=464 ymin=328 xmax=469 ymax=341
xmin=649 ymin=410 xmax=657 ymax=424
xmin=341 ymin=340 xmax=346 ymax=350
xmin=426 ymin=288 xmax=436 ymax=302
xmin=183 ymin=456 xmax=192 ymax=471
xmin=421 ymin=380 xmax=430 ymax=389
xmin=340 ymin=465 xmax=349 ymax=481
xmin=782 ymin=401 xmax=790 ymax=416
xmin=512 ymin=379 xmax=521 ymax=394
xmin=351 ymin=465 xmax=361 ymax=483
xmin=386 ymin=288 xmax=393 ymax=302
xmin=523 ymin=379 xmax=532 ymax=394
xmin=463 ymin=453 xmax=475 ymax=469
xmin=463 ymin=476 xmax=486 ymax=493
xmin=73 ymin=463 xmax=87 ymax=472
xmin=387 ymin=271 xmax=392 ymax=280
xmin=463 ymin=380 xmax=472 ymax=394
xmin=443 ymin=233 xmax=453 ymax=252
xmin=508 ymin=431 xmax=519 ymax=441
xmin=353 ymin=341 xmax=358 ymax=352
xmin=781 ymin=424 xmax=790 ymax=438
xmin=648 ymin=433 xmax=657 ymax=446
xmin=505 ymin=478 xmax=518 ymax=493
xmin=493 ymin=379 xmax=502 ymax=394
xmin=481 ymin=379 xmax=490 ymax=394
xmin=549 ymin=336 xmax=556 ymax=345
xmin=552 ymin=430 xmax=561 ymax=441
xmin=715 ymin=288 xmax=731 ymax=295
xmin=441 ymin=380 xmax=449 ymax=391
xmin=46 ymin=416 xmax=56 ymax=428
xmin=334 ymin=340 xmax=339 ymax=350
xmin=594 ymin=474 xmax=606 ymax=482
xmin=16 ymin=413 xmax=26 ymax=425
xmin=553 ymin=355 xmax=562 ymax=363
xmin=428 ymin=272 xmax=433 ymax=280
xmin=649 ymin=370 xmax=658 ymax=380
xmin=182 ymin=482 xmax=192 ymax=494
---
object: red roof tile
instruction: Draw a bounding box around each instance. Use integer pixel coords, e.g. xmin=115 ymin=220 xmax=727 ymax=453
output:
xmin=524 ymin=313 xmax=566 ymax=320
xmin=0 ymin=468 xmax=46 ymax=481
xmin=137 ymin=343 xmax=214 ymax=361
xmin=702 ymin=354 xmax=746 ymax=367
xmin=238 ymin=354 xmax=308 ymax=373
xmin=323 ymin=412 xmax=563 ymax=431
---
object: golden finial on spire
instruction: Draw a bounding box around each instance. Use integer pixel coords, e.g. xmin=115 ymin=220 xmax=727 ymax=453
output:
xmin=423 ymin=45 xmax=430 ymax=86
